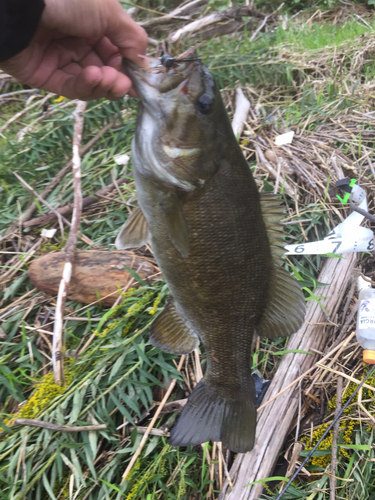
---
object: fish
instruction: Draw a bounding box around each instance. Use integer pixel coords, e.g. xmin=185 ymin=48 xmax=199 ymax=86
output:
xmin=116 ymin=58 xmax=306 ymax=453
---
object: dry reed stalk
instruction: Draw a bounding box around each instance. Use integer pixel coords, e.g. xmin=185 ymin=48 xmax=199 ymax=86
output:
xmin=330 ymin=375 xmax=343 ymax=500
xmin=52 ymin=100 xmax=87 ymax=385
xmin=121 ymin=355 xmax=186 ymax=483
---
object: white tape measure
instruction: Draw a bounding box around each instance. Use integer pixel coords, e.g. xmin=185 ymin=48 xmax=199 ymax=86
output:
xmin=284 ymin=183 xmax=374 ymax=256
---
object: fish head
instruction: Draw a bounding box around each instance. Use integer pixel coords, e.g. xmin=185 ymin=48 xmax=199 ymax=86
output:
xmin=124 ymin=59 xmax=225 ymax=190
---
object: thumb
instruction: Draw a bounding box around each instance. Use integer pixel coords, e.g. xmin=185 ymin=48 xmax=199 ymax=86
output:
xmin=106 ymin=7 xmax=148 ymax=68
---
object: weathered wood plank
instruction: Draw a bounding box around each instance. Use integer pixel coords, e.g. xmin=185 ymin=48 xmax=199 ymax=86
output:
xmin=219 ymin=253 xmax=358 ymax=500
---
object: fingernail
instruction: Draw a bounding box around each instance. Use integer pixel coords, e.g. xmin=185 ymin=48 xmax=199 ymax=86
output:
xmin=113 ymin=91 xmax=127 ymax=98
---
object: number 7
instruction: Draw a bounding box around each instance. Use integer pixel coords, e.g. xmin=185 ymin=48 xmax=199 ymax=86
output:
xmin=332 ymin=240 xmax=342 ymax=253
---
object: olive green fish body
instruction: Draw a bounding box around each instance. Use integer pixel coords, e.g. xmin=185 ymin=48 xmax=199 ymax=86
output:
xmin=117 ymin=59 xmax=306 ymax=452
xmin=135 ymin=146 xmax=270 ymax=385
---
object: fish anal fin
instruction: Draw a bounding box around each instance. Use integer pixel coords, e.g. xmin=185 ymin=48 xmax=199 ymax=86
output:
xmin=150 ymin=299 xmax=199 ymax=355
xmin=257 ymin=265 xmax=305 ymax=339
xmin=115 ymin=207 xmax=149 ymax=250
xmin=169 ymin=380 xmax=256 ymax=453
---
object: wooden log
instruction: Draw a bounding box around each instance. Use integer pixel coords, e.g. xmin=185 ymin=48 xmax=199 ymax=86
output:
xmin=219 ymin=252 xmax=358 ymax=500
xmin=28 ymin=250 xmax=159 ymax=306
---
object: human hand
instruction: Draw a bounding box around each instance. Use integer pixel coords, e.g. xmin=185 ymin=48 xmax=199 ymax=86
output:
xmin=0 ymin=0 xmax=148 ymax=100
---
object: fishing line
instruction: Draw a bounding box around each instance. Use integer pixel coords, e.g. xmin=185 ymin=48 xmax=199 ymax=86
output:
xmin=275 ymin=364 xmax=375 ymax=500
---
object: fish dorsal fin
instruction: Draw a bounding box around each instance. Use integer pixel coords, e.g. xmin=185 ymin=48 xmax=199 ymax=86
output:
xmin=150 ymin=298 xmax=199 ymax=355
xmin=259 ymin=193 xmax=286 ymax=265
xmin=257 ymin=193 xmax=306 ymax=338
xmin=115 ymin=207 xmax=149 ymax=250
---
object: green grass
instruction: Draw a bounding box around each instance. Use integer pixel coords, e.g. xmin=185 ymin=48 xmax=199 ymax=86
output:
xmin=1 ymin=8 xmax=375 ymax=500
xmin=275 ymin=20 xmax=374 ymax=50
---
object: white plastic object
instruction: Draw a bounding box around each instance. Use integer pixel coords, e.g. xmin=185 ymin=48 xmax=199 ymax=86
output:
xmin=275 ymin=131 xmax=294 ymax=146
xmin=356 ymin=276 xmax=375 ymax=363
xmin=41 ymin=228 xmax=57 ymax=238
xmin=114 ymin=154 xmax=130 ymax=166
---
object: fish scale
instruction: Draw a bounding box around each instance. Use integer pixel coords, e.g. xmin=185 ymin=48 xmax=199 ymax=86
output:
xmin=116 ymin=58 xmax=306 ymax=452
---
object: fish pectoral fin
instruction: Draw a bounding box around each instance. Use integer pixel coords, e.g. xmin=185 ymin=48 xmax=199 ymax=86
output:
xmin=150 ymin=298 xmax=199 ymax=355
xmin=257 ymin=265 xmax=306 ymax=339
xmin=115 ymin=207 xmax=149 ymax=250
xmin=160 ymin=192 xmax=189 ymax=258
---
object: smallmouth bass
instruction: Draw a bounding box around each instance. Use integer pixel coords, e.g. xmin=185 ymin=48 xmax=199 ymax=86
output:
xmin=116 ymin=58 xmax=305 ymax=453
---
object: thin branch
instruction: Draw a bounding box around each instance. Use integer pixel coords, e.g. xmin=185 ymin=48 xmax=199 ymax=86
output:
xmin=23 ymin=177 xmax=129 ymax=228
xmin=330 ymin=375 xmax=343 ymax=500
xmin=0 ymin=93 xmax=52 ymax=135
xmin=53 ymin=100 xmax=87 ymax=385
xmin=250 ymin=3 xmax=284 ymax=41
xmin=13 ymin=419 xmax=106 ymax=432
xmin=121 ymin=355 xmax=186 ymax=483
xmin=12 ymin=172 xmax=94 ymax=246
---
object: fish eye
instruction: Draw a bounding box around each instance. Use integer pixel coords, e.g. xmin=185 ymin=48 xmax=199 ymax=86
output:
xmin=196 ymin=94 xmax=213 ymax=115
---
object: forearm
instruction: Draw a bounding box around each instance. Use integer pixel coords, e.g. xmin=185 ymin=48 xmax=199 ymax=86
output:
xmin=0 ymin=0 xmax=45 ymax=63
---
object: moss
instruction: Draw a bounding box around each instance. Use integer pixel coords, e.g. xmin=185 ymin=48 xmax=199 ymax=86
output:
xmin=301 ymin=366 xmax=375 ymax=467
xmin=10 ymin=367 xmax=74 ymax=422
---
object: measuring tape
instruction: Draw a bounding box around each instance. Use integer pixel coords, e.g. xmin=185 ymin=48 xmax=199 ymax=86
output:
xmin=284 ymin=180 xmax=374 ymax=255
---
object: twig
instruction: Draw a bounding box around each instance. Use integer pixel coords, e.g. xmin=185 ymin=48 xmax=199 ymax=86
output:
xmin=0 ymin=93 xmax=52 ymax=135
xmin=218 ymin=442 xmax=233 ymax=490
xmin=23 ymin=177 xmax=128 ymax=228
xmin=121 ymin=355 xmax=186 ymax=483
xmin=13 ymin=172 xmax=68 ymax=238
xmin=168 ymin=5 xmax=266 ymax=44
xmin=53 ymin=100 xmax=87 ymax=385
xmin=12 ymin=172 xmax=93 ymax=245
xmin=128 ymin=426 xmax=170 ymax=436
xmin=2 ymin=120 xmax=117 ymax=241
xmin=249 ymin=3 xmax=284 ymax=41
xmin=330 ymin=375 xmax=343 ymax=500
xmin=257 ymin=331 xmax=356 ymax=412
xmin=0 ymin=89 xmax=39 ymax=100
xmin=12 ymin=419 xmax=106 ymax=432
xmin=316 ymin=363 xmax=375 ymax=393
xmin=349 ymin=200 xmax=375 ymax=223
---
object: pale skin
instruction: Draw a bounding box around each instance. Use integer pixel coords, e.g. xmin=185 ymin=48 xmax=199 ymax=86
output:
xmin=0 ymin=0 xmax=148 ymax=100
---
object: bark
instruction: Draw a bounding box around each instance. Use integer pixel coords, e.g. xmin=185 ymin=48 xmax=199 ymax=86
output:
xmin=28 ymin=250 xmax=159 ymax=306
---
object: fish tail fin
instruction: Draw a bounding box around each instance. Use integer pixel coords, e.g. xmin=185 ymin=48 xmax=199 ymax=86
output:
xmin=169 ymin=379 xmax=256 ymax=453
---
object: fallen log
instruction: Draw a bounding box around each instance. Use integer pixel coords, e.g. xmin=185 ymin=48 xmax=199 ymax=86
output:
xmin=219 ymin=252 xmax=358 ymax=500
xmin=28 ymin=250 xmax=159 ymax=306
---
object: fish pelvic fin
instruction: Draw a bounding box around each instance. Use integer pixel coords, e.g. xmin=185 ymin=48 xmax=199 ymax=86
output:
xmin=258 ymin=192 xmax=306 ymax=338
xmin=169 ymin=379 xmax=256 ymax=453
xmin=150 ymin=298 xmax=199 ymax=355
xmin=115 ymin=207 xmax=149 ymax=250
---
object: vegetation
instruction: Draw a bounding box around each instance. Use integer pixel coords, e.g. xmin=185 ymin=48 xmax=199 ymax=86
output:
xmin=1 ymin=2 xmax=375 ymax=499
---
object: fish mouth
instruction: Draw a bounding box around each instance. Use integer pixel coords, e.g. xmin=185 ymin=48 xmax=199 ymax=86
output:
xmin=123 ymin=59 xmax=198 ymax=101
